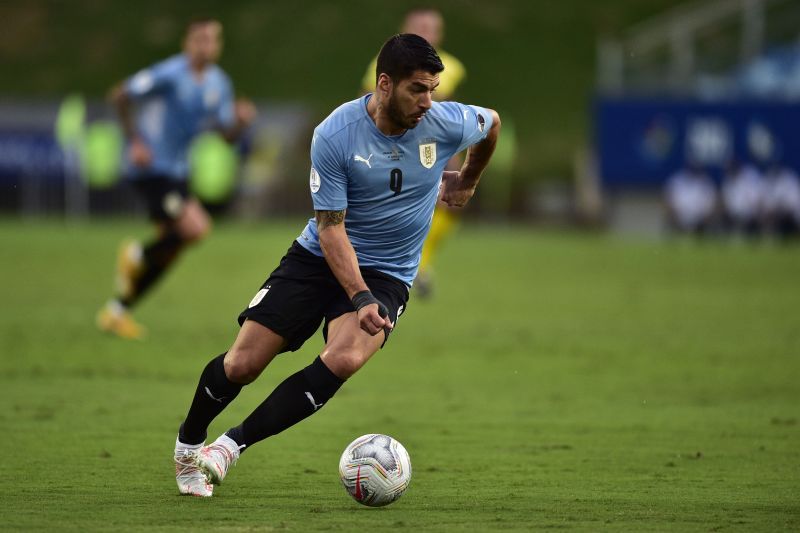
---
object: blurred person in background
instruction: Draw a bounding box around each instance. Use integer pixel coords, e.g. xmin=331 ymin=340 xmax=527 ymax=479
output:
xmin=362 ymin=7 xmax=466 ymax=298
xmin=171 ymin=33 xmax=500 ymax=497
xmin=96 ymin=17 xmax=257 ymax=339
xmin=761 ymin=161 xmax=800 ymax=240
xmin=664 ymin=162 xmax=717 ymax=237
xmin=721 ymin=158 xmax=764 ymax=239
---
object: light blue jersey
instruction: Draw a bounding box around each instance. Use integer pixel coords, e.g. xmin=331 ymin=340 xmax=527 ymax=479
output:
xmin=298 ymin=94 xmax=493 ymax=286
xmin=123 ymin=54 xmax=235 ymax=179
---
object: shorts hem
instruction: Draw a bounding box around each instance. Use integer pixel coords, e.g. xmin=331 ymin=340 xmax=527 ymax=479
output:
xmin=238 ymin=315 xmax=297 ymax=353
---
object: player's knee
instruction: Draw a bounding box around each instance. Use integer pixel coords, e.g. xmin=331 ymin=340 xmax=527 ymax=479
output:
xmin=182 ymin=217 xmax=211 ymax=243
xmin=195 ymin=215 xmax=212 ymax=239
xmin=176 ymin=204 xmax=211 ymax=242
xmin=321 ymin=348 xmax=368 ymax=380
xmin=223 ymin=347 xmax=266 ymax=384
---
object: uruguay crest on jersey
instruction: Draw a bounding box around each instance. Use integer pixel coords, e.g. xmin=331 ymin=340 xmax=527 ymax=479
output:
xmin=419 ymin=142 xmax=437 ymax=169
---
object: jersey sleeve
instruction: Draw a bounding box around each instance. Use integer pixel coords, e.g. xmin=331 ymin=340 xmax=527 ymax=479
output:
xmin=447 ymin=54 xmax=467 ymax=90
xmin=455 ymin=103 xmax=494 ymax=153
xmin=216 ymin=77 xmax=236 ymax=129
xmin=437 ymin=51 xmax=467 ymax=99
xmin=124 ymin=60 xmax=174 ymax=100
xmin=309 ymin=133 xmax=348 ymax=211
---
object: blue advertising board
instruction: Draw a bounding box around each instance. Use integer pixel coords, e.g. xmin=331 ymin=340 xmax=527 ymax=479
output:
xmin=0 ymin=129 xmax=65 ymax=183
xmin=595 ymin=98 xmax=800 ymax=189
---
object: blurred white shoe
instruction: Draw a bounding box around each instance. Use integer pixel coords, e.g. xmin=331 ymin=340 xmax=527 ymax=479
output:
xmin=197 ymin=434 xmax=240 ymax=485
xmin=174 ymin=439 xmax=213 ymax=497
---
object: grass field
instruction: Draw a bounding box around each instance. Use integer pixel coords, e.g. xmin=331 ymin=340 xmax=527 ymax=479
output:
xmin=1 ymin=218 xmax=798 ymax=531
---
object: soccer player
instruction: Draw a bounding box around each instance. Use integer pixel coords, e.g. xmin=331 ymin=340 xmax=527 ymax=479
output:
xmin=362 ymin=8 xmax=466 ymax=298
xmin=721 ymin=159 xmax=764 ymax=238
xmin=96 ymin=17 xmax=256 ymax=339
xmin=761 ymin=162 xmax=800 ymax=239
xmin=173 ymin=33 xmax=501 ymax=497
xmin=664 ymin=162 xmax=717 ymax=236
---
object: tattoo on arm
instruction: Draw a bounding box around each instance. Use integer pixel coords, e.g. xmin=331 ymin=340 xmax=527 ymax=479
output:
xmin=316 ymin=209 xmax=346 ymax=230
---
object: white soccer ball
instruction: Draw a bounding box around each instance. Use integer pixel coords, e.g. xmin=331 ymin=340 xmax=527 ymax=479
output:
xmin=338 ymin=434 xmax=412 ymax=507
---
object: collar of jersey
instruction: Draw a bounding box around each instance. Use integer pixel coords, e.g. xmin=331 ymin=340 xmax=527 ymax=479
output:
xmin=179 ymin=53 xmax=215 ymax=85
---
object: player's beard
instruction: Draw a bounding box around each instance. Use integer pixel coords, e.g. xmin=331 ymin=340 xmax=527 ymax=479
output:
xmin=385 ymin=93 xmax=420 ymax=130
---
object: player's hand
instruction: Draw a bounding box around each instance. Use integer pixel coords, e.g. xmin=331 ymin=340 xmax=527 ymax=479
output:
xmin=351 ymin=290 xmax=394 ymax=336
xmin=129 ymin=137 xmax=152 ymax=167
xmin=234 ymin=98 xmax=258 ymax=127
xmin=440 ymin=170 xmax=476 ymax=208
xmin=357 ymin=304 xmax=394 ymax=336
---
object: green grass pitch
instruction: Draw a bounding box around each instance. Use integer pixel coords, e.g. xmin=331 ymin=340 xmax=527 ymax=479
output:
xmin=1 ymin=219 xmax=798 ymax=531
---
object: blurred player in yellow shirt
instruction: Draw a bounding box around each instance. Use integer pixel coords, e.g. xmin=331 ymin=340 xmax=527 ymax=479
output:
xmin=361 ymin=8 xmax=466 ymax=298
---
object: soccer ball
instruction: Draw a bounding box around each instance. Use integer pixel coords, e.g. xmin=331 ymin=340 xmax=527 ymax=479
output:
xmin=339 ymin=434 xmax=412 ymax=507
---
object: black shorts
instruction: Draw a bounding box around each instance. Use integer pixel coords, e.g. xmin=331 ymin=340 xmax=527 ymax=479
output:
xmin=131 ymin=175 xmax=190 ymax=222
xmin=238 ymin=241 xmax=410 ymax=353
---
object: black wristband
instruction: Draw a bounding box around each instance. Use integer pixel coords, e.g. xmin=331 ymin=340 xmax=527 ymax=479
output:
xmin=351 ymin=290 xmax=388 ymax=318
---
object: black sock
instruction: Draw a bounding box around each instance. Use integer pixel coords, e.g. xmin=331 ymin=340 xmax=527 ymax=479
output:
xmin=226 ymin=356 xmax=344 ymax=451
xmin=120 ymin=232 xmax=183 ymax=308
xmin=179 ymin=353 xmax=243 ymax=445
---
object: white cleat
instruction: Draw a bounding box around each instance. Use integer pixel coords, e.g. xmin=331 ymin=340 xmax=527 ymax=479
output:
xmin=175 ymin=439 xmax=213 ymax=497
xmin=197 ymin=434 xmax=240 ymax=485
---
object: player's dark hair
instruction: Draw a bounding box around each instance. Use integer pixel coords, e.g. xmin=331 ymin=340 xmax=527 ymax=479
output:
xmin=186 ymin=16 xmax=220 ymax=34
xmin=375 ymin=33 xmax=444 ymax=84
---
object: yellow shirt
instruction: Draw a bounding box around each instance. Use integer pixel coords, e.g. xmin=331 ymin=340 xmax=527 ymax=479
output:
xmin=361 ymin=49 xmax=466 ymax=100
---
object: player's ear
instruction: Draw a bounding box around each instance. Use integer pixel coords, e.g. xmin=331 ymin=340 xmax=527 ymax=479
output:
xmin=376 ymin=73 xmax=393 ymax=98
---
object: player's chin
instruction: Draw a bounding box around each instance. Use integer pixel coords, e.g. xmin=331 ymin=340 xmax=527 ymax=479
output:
xmin=406 ymin=115 xmax=425 ymax=129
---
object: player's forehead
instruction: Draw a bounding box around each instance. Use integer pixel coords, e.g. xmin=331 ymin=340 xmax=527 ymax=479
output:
xmin=187 ymin=21 xmax=222 ymax=38
xmin=399 ymin=70 xmax=440 ymax=89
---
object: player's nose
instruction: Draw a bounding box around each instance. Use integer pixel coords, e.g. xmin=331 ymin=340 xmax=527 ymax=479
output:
xmin=419 ymin=92 xmax=433 ymax=110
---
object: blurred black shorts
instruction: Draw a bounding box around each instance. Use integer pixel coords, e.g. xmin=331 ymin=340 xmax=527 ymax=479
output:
xmin=238 ymin=241 xmax=409 ymax=353
xmin=131 ymin=175 xmax=190 ymax=222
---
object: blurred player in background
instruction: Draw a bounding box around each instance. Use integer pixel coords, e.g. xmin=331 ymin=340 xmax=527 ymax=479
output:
xmin=664 ymin=162 xmax=717 ymax=236
xmin=761 ymin=161 xmax=800 ymax=240
xmin=96 ymin=17 xmax=257 ymax=339
xmin=721 ymin=159 xmax=764 ymax=239
xmin=362 ymin=8 xmax=466 ymax=298
xmin=172 ymin=33 xmax=500 ymax=497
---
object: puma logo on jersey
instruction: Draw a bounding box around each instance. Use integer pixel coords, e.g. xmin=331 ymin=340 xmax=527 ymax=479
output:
xmin=354 ymin=154 xmax=373 ymax=168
